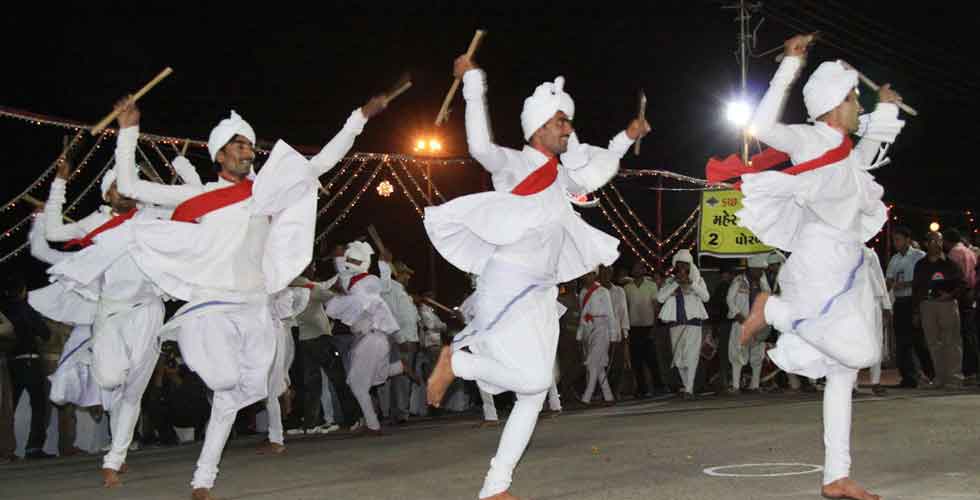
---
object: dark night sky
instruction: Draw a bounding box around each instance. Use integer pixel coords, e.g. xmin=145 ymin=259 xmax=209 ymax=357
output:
xmin=1 ymin=1 xmax=977 ymax=302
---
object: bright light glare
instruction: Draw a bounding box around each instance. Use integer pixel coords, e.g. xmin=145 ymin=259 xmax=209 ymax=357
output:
xmin=929 ymin=222 xmax=941 ymax=232
xmin=726 ymin=101 xmax=752 ymax=127
xmin=429 ymin=139 xmax=442 ymax=151
xmin=415 ymin=139 xmax=426 ymax=151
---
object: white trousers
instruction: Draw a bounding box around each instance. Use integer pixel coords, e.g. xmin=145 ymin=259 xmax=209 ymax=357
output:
xmin=823 ymin=367 xmax=857 ymax=485
xmin=348 ymin=332 xmax=403 ymax=431
xmin=93 ymin=300 xmax=164 ymax=471
xmin=171 ymin=303 xmax=276 ymax=490
xmin=731 ymin=350 xmax=764 ymax=390
xmin=582 ymin=367 xmax=613 ymax=402
xmin=670 ymin=325 xmax=702 ymax=394
xmin=266 ymin=325 xmax=294 ymax=445
xmin=480 ymin=390 xmax=498 ymax=421
xmin=547 ymin=382 xmax=561 ymax=411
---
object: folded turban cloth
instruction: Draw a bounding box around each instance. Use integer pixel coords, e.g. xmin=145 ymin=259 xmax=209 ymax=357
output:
xmin=803 ymin=60 xmax=858 ymax=121
xmin=521 ymin=76 xmax=575 ymax=141
xmin=343 ymin=241 xmax=375 ymax=275
xmin=207 ymin=111 xmax=256 ymax=162
xmin=748 ymin=255 xmax=769 ymax=269
xmin=672 ymin=249 xmax=701 ymax=283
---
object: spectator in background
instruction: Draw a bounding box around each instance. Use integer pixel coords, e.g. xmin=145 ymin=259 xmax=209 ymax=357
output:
xmin=623 ymin=262 xmax=663 ymax=398
xmin=603 ymin=267 xmax=630 ymax=397
xmin=887 ymin=226 xmax=933 ymax=387
xmin=0 ymin=275 xmax=52 ymax=459
xmin=1 ymin=310 xmax=17 ymax=464
xmin=913 ymin=232 xmax=966 ymax=389
xmin=943 ymin=228 xmax=978 ymax=386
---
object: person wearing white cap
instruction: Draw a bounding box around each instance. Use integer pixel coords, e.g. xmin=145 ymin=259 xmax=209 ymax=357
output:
xmin=322 ymin=240 xmax=410 ymax=435
xmin=423 ymin=52 xmax=649 ymax=500
xmin=576 ymin=269 xmax=620 ymax=405
xmin=67 ymin=93 xmax=387 ymax=500
xmin=40 ymin=147 xmax=178 ymax=486
xmin=726 ymin=255 xmax=772 ymax=393
xmin=737 ymin=34 xmax=908 ymax=500
xmin=656 ymin=249 xmax=710 ymax=399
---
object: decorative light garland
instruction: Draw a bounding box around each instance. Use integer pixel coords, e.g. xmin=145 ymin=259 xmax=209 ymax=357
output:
xmin=2 ymin=129 xmax=85 ymax=213
xmin=317 ymin=159 xmax=367 ymax=217
xmin=406 ymin=158 xmax=448 ymax=203
xmin=597 ymin=197 xmax=657 ymax=273
xmin=386 ymin=162 xmax=425 ymax=218
xmin=616 ymin=168 xmax=733 ymax=189
xmin=376 ymin=179 xmax=394 ymax=197
xmin=315 ymin=159 xmax=387 ymax=243
xmin=393 ymin=157 xmax=434 ymax=205
xmin=598 ymin=189 xmax=662 ymax=263
xmin=318 ymin=158 xmax=357 ymax=198
xmin=607 ymin=183 xmax=700 ymax=248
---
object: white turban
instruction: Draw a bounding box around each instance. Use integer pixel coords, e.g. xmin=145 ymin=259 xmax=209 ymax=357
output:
xmin=207 ymin=110 xmax=256 ymax=162
xmin=342 ymin=240 xmax=374 ymax=275
xmin=767 ymin=251 xmax=786 ymax=265
xmin=521 ymin=76 xmax=575 ymax=141
xmin=803 ymin=60 xmax=858 ymax=121
xmin=100 ymin=168 xmax=117 ymax=201
xmin=671 ymin=249 xmax=701 ymax=283
xmin=747 ymin=255 xmax=769 ymax=269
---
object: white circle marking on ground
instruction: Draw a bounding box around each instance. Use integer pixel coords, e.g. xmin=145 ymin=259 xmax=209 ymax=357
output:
xmin=702 ymin=463 xmax=824 ymax=478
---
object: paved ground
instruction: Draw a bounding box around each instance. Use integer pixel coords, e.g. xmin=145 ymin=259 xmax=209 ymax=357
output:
xmin=2 ymin=386 xmax=978 ymax=500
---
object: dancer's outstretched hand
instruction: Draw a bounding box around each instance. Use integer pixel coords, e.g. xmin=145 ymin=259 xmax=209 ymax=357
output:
xmin=362 ymin=94 xmax=388 ymax=119
xmin=783 ymin=33 xmax=815 ymax=58
xmin=878 ymin=83 xmax=903 ymax=105
xmin=453 ymin=54 xmax=478 ymax=79
xmin=626 ymin=118 xmax=651 ymax=141
xmin=115 ymin=95 xmax=140 ymax=128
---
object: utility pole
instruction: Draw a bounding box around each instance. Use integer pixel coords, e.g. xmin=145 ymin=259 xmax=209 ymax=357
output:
xmin=724 ymin=0 xmax=761 ymax=164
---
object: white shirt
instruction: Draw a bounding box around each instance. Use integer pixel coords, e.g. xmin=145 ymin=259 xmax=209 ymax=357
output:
xmin=886 ymin=247 xmax=926 ymax=298
xmin=623 ymin=277 xmax=659 ymax=327
xmin=656 ymin=276 xmax=710 ymax=323
xmin=609 ymin=284 xmax=630 ymax=339
xmin=379 ymin=261 xmax=420 ymax=344
xmin=293 ymin=277 xmax=334 ymax=341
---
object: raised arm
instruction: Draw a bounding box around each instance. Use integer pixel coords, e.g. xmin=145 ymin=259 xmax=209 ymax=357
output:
xmin=692 ymin=276 xmax=711 ymax=303
xmin=29 ymin=216 xmax=70 ymax=265
xmin=44 ymin=161 xmax=105 ymax=241
xmin=308 ymin=96 xmax=383 ymax=177
xmin=115 ymin=126 xmax=202 ymax=207
xmin=456 ymin=55 xmax=520 ymax=175
xmin=749 ymin=35 xmax=814 ymax=156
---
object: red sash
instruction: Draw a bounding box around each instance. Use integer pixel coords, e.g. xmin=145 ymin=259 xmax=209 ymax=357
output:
xmin=706 ymin=136 xmax=853 ymax=189
xmin=65 ymin=208 xmax=137 ymax=249
xmin=581 ymin=282 xmax=601 ymax=323
xmin=347 ymin=272 xmax=370 ymax=290
xmin=511 ymin=156 xmax=559 ymax=196
xmin=171 ymin=179 xmax=254 ymax=223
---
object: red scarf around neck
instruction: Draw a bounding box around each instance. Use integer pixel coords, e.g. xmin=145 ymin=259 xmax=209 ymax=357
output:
xmin=347 ymin=272 xmax=370 ymax=291
xmin=705 ymin=136 xmax=853 ymax=189
xmin=171 ymin=178 xmax=254 ymax=223
xmin=511 ymin=156 xmax=559 ymax=196
xmin=65 ymin=208 xmax=137 ymax=249
xmin=581 ymin=282 xmax=601 ymax=322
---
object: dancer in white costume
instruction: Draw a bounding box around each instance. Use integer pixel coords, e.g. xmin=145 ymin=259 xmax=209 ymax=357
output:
xmin=576 ymin=270 xmax=620 ymax=405
xmin=42 ymin=147 xmax=174 ymax=487
xmin=424 ymin=53 xmax=649 ymax=499
xmin=738 ymin=34 xmax=906 ymax=500
xmin=726 ymin=255 xmax=771 ymax=393
xmin=64 ymin=95 xmax=387 ymax=499
xmin=323 ymin=241 xmax=409 ymax=435
xmin=656 ymin=249 xmax=710 ymax=399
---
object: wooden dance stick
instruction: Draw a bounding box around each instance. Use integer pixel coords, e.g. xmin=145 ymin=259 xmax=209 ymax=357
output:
xmin=774 ymin=32 xmax=820 ymax=63
xmin=180 ymin=139 xmax=190 ymax=156
xmin=384 ymin=74 xmax=413 ymax=105
xmin=90 ymin=67 xmax=173 ymax=135
xmin=366 ymin=225 xmax=388 ymax=256
xmin=434 ymin=30 xmax=487 ymax=126
xmin=846 ymin=65 xmax=919 ymax=117
xmin=423 ymin=296 xmax=457 ymax=315
xmin=634 ymin=89 xmax=647 ymax=156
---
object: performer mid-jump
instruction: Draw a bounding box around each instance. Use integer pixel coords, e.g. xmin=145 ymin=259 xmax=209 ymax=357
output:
xmin=738 ymin=34 xmax=906 ymax=500
xmin=424 ymin=53 xmax=649 ymax=499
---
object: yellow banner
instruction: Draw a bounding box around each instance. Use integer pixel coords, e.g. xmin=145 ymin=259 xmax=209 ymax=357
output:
xmin=699 ymin=190 xmax=772 ymax=257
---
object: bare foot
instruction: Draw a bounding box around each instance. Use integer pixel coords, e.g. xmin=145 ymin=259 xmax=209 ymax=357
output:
xmin=191 ymin=487 xmax=218 ymax=500
xmin=740 ymin=292 xmax=770 ymax=346
xmin=483 ymin=491 xmax=521 ymax=500
xmin=118 ymin=463 xmax=129 ymax=474
xmin=821 ymin=478 xmax=881 ymax=500
xmin=101 ymin=468 xmax=122 ymax=488
xmin=426 ymin=346 xmax=455 ymax=407
xmin=256 ymin=441 xmax=286 ymax=455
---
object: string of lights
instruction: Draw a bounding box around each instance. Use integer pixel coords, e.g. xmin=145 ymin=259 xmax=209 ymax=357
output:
xmin=315 ymin=159 xmax=386 ymax=243
xmin=148 ymin=141 xmax=179 ymax=183
xmin=393 ymin=157 xmax=434 ymax=205
xmin=317 ymin=159 xmax=367 ymax=218
xmin=2 ymin=130 xmax=85 ymax=213
xmin=386 ymin=163 xmax=425 ymax=218
xmin=405 ymin=159 xmax=448 ymax=203
xmin=598 ymin=189 xmax=662 ymax=263
xmin=607 ymin=183 xmax=700 ymax=248
xmin=597 ymin=197 xmax=657 ymax=273
xmin=319 ymin=158 xmax=357 ymax=197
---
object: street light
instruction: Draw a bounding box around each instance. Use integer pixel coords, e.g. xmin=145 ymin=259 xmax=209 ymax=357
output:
xmin=929 ymin=221 xmax=941 ymax=233
xmin=725 ymin=100 xmax=752 ymax=127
